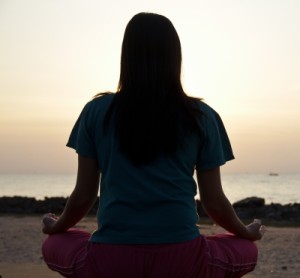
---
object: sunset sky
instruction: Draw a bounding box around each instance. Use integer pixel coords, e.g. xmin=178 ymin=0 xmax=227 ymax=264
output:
xmin=1 ymin=0 xmax=299 ymax=174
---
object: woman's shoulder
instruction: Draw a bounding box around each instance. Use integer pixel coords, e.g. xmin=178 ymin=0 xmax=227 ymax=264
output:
xmin=189 ymin=97 xmax=219 ymax=118
xmin=78 ymin=92 xmax=115 ymax=121
xmin=91 ymin=92 xmax=115 ymax=104
xmin=85 ymin=92 xmax=115 ymax=110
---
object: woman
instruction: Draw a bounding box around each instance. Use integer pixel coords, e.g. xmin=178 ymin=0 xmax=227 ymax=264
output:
xmin=42 ymin=12 xmax=265 ymax=278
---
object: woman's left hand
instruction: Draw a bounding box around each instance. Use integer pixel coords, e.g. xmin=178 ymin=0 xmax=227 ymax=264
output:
xmin=42 ymin=213 xmax=59 ymax=234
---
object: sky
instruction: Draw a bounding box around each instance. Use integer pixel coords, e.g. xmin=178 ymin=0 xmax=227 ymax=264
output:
xmin=0 ymin=0 xmax=299 ymax=174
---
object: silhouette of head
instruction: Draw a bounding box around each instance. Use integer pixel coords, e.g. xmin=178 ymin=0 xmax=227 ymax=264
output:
xmin=118 ymin=12 xmax=183 ymax=96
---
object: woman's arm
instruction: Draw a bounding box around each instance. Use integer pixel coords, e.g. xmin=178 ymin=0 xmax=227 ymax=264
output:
xmin=196 ymin=167 xmax=265 ymax=241
xmin=42 ymin=155 xmax=100 ymax=234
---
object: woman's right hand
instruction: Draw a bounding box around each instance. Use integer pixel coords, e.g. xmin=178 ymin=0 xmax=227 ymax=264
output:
xmin=197 ymin=168 xmax=266 ymax=241
xmin=245 ymin=219 xmax=266 ymax=241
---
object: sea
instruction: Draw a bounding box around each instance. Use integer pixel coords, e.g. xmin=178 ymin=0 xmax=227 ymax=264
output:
xmin=0 ymin=173 xmax=299 ymax=205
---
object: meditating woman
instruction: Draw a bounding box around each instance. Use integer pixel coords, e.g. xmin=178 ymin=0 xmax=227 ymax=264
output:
xmin=42 ymin=12 xmax=265 ymax=278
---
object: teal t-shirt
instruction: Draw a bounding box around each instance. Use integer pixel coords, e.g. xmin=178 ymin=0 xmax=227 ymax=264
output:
xmin=67 ymin=93 xmax=234 ymax=244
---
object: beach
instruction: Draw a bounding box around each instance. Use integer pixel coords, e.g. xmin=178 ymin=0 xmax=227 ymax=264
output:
xmin=0 ymin=215 xmax=299 ymax=278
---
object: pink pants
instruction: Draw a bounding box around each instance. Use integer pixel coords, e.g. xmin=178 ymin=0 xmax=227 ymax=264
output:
xmin=42 ymin=229 xmax=257 ymax=278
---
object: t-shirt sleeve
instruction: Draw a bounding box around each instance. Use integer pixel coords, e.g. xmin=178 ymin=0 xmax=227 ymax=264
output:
xmin=196 ymin=108 xmax=234 ymax=171
xmin=66 ymin=103 xmax=97 ymax=159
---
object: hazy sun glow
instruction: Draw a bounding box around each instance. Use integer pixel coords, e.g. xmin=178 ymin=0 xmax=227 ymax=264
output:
xmin=1 ymin=0 xmax=299 ymax=173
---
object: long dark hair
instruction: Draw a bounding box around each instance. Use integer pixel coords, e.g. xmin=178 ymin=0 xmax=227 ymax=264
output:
xmin=102 ymin=12 xmax=203 ymax=166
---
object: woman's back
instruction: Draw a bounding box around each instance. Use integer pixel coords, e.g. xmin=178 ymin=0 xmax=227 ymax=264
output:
xmin=67 ymin=93 xmax=233 ymax=244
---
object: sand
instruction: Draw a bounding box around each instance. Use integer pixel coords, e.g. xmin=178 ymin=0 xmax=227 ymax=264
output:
xmin=0 ymin=215 xmax=299 ymax=278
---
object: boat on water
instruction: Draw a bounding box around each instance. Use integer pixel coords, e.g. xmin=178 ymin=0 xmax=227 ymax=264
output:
xmin=269 ymin=172 xmax=279 ymax=176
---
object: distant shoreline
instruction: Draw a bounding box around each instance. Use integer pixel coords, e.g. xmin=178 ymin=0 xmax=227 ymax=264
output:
xmin=0 ymin=196 xmax=299 ymax=226
xmin=0 ymin=195 xmax=299 ymax=205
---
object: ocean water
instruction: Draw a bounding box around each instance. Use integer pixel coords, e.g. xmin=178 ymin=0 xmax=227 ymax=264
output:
xmin=0 ymin=173 xmax=299 ymax=204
